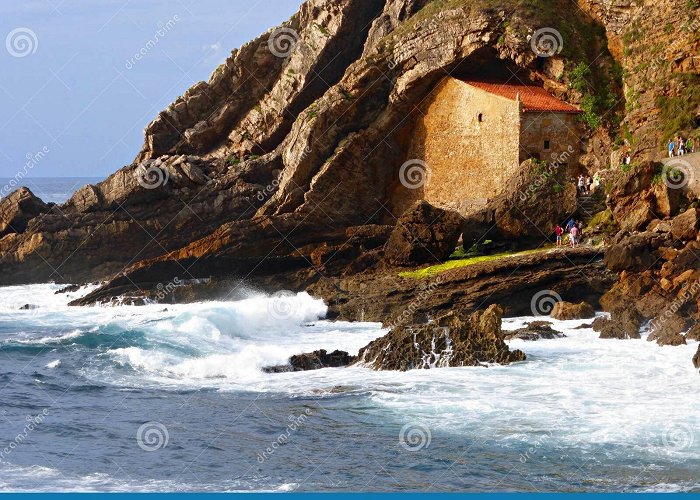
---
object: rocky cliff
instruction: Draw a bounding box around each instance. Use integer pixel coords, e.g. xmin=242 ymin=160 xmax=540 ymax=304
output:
xmin=0 ymin=0 xmax=697 ymax=312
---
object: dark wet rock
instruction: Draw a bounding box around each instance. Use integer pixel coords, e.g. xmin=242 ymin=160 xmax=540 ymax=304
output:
xmin=598 ymin=308 xmax=642 ymax=339
xmin=383 ymin=201 xmax=462 ymax=267
xmin=648 ymin=312 xmax=688 ymax=346
xmin=263 ymin=349 xmax=354 ymax=373
xmin=693 ymin=345 xmax=700 ymax=370
xmin=503 ymin=321 xmax=565 ymax=341
xmin=55 ymin=284 xmax=81 ymax=294
xmin=18 ymin=304 xmax=38 ymax=310
xmin=355 ymin=304 xmax=526 ymax=371
xmin=550 ymin=301 xmax=595 ymax=320
xmin=575 ymin=322 xmax=593 ymax=329
xmin=592 ymin=315 xmax=608 ymax=332
xmin=686 ymin=323 xmax=700 ymax=341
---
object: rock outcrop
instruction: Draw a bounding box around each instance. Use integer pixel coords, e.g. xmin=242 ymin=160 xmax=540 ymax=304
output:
xmin=0 ymin=0 xmax=618 ymax=291
xmin=383 ymin=201 xmax=462 ymax=267
xmin=263 ymin=349 xmax=354 ymax=372
xmin=0 ymin=188 xmax=49 ymax=238
xmin=550 ymin=301 xmax=596 ymax=320
xmin=356 ymin=304 xmax=525 ymax=370
xmin=503 ymin=321 xmax=565 ymax=341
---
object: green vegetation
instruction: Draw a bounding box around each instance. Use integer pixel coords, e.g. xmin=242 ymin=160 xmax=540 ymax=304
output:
xmin=569 ymin=61 xmax=620 ymax=131
xmin=587 ymin=209 xmax=618 ymax=234
xmin=398 ymin=247 xmax=550 ymax=279
xmin=656 ymin=73 xmax=700 ymax=140
xmin=227 ymin=156 xmax=240 ymax=166
xmin=313 ymin=22 xmax=330 ymax=37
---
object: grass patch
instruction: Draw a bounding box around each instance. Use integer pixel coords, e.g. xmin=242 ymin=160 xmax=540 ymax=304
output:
xmin=398 ymin=247 xmax=550 ymax=279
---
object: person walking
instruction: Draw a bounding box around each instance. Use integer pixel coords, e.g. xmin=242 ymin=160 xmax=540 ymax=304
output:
xmin=668 ymin=139 xmax=676 ymax=158
xmin=570 ymin=224 xmax=579 ymax=248
xmin=678 ymin=137 xmax=685 ymax=156
xmin=577 ymin=175 xmax=585 ymax=195
xmin=555 ymin=224 xmax=563 ymax=247
xmin=585 ymin=175 xmax=592 ymax=194
xmin=687 ymin=137 xmax=695 ymax=153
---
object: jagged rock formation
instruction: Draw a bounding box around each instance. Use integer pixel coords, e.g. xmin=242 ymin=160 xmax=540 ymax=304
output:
xmin=263 ymin=349 xmax=354 ymax=372
xmin=550 ymin=300 xmax=596 ymax=320
xmin=0 ymin=0 xmax=618 ymax=291
xmin=503 ymin=320 xmax=565 ymax=341
xmin=356 ymin=304 xmax=526 ymax=370
xmin=0 ymin=188 xmax=49 ymax=238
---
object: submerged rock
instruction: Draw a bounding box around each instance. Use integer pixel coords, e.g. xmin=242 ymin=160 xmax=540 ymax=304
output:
xmin=263 ymin=349 xmax=354 ymax=373
xmin=55 ymin=284 xmax=81 ymax=294
xmin=355 ymin=304 xmax=526 ymax=371
xmin=503 ymin=321 xmax=565 ymax=341
xmin=550 ymin=301 xmax=595 ymax=320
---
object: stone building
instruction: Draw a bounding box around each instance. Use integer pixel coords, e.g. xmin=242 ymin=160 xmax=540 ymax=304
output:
xmin=400 ymin=77 xmax=582 ymax=216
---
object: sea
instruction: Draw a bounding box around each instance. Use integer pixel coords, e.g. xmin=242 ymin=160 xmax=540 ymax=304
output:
xmin=0 ymin=180 xmax=699 ymax=492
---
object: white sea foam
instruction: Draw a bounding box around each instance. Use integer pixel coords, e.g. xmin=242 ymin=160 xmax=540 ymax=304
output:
xmin=1 ymin=284 xmax=699 ymax=471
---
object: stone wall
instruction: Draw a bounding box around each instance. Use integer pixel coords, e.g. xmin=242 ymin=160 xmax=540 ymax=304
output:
xmin=403 ymin=78 xmax=520 ymax=216
xmin=519 ymin=113 xmax=582 ymax=174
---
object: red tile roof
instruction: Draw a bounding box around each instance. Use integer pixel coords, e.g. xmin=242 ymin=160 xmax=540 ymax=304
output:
xmin=460 ymin=79 xmax=581 ymax=114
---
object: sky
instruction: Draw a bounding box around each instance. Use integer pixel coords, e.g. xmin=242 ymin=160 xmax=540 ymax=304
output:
xmin=0 ymin=0 xmax=302 ymax=178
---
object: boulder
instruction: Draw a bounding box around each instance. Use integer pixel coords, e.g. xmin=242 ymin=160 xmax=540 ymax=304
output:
xmin=503 ymin=321 xmax=565 ymax=341
xmin=694 ymin=345 xmax=700 ymax=370
xmin=356 ymin=304 xmax=526 ymax=370
xmin=648 ymin=312 xmax=688 ymax=346
xmin=263 ymin=349 xmax=354 ymax=373
xmin=550 ymin=301 xmax=595 ymax=320
xmin=383 ymin=201 xmax=462 ymax=267
xmin=598 ymin=309 xmax=642 ymax=339
xmin=671 ymin=208 xmax=700 ymax=241
xmin=0 ymin=188 xmax=49 ymax=238
xmin=686 ymin=322 xmax=700 ymax=341
xmin=604 ymin=232 xmax=655 ymax=272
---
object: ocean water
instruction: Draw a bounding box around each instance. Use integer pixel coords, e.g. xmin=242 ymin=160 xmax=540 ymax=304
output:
xmin=0 ymin=177 xmax=101 ymax=204
xmin=0 ymin=283 xmax=699 ymax=492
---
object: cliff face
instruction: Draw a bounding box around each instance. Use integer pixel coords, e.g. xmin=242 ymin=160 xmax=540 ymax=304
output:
xmin=0 ymin=0 xmax=696 ymax=292
xmin=580 ymin=0 xmax=700 ymax=159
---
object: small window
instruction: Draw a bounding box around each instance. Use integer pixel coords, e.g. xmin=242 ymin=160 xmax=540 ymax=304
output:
xmin=543 ymin=140 xmax=551 ymax=150
xmin=477 ymin=113 xmax=483 ymax=123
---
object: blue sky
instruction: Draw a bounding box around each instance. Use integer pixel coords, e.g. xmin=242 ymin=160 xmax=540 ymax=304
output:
xmin=0 ymin=0 xmax=302 ymax=178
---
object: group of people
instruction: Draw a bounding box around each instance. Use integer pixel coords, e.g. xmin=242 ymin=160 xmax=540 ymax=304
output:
xmin=555 ymin=219 xmax=583 ymax=248
xmin=668 ymin=136 xmax=695 ymax=157
xmin=576 ymin=174 xmax=594 ymax=195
